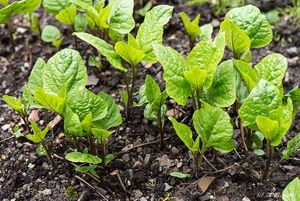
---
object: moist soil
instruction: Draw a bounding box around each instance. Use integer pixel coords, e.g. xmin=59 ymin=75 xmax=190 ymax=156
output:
xmin=0 ymin=0 xmax=300 ymax=200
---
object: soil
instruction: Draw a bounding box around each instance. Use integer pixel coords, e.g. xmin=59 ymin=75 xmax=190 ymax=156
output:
xmin=0 ymin=0 xmax=300 ymax=201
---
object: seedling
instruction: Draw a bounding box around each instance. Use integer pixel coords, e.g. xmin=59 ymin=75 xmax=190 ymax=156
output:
xmin=41 ymin=25 xmax=63 ymax=48
xmin=169 ymin=102 xmax=234 ymax=177
xmin=282 ymin=177 xmax=300 ymax=201
xmin=180 ymin=12 xmax=201 ymax=49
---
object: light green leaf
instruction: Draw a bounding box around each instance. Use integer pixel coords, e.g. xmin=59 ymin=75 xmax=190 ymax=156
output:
xmin=63 ymin=107 xmax=84 ymax=137
xmin=282 ymin=134 xmax=300 ymax=160
xmin=169 ymin=172 xmax=191 ymax=179
xmin=67 ymin=87 xmax=108 ymax=121
xmin=108 ymin=0 xmax=135 ymax=34
xmin=65 ymin=152 xmax=102 ymax=164
xmin=104 ymin=154 xmax=115 ymax=166
xmin=254 ymin=53 xmax=287 ymax=89
xmin=137 ymin=84 xmax=147 ymax=106
xmin=0 ymin=0 xmax=9 ymax=7
xmin=145 ymin=75 xmax=161 ymax=103
xmin=282 ymin=177 xmax=300 ymax=201
xmin=74 ymin=32 xmax=126 ymax=72
xmin=52 ymin=36 xmax=63 ymax=48
xmin=239 ymin=80 xmax=281 ymax=130
xmin=115 ymin=41 xmax=145 ymax=66
xmin=41 ymin=25 xmax=61 ymax=43
xmin=93 ymin=92 xmax=122 ymax=130
xmin=26 ymin=121 xmax=48 ymax=143
xmin=3 ymin=95 xmax=23 ymax=112
xmin=74 ymin=14 xmax=87 ymax=32
xmin=136 ymin=5 xmax=173 ymax=63
xmin=233 ymin=59 xmax=258 ymax=92
xmin=200 ymin=23 xmax=213 ymax=41
xmin=220 ymin=19 xmax=251 ymax=57
xmin=91 ymin=128 xmax=113 ymax=143
xmin=179 ymin=12 xmax=201 ymax=40
xmin=225 ymin=5 xmax=272 ymax=48
xmin=149 ymin=91 xmax=168 ymax=114
xmin=184 ymin=68 xmax=206 ymax=89
xmin=81 ymin=113 xmax=92 ymax=133
xmin=256 ymin=115 xmax=279 ymax=143
xmin=55 ymin=6 xmax=76 ymax=26
xmin=193 ymin=104 xmax=235 ymax=153
xmin=43 ymin=48 xmax=87 ymax=94
xmin=30 ymin=14 xmax=40 ymax=35
xmin=43 ymin=0 xmax=71 ymax=14
xmin=75 ymin=165 xmax=99 ymax=178
xmin=128 ymin=33 xmax=140 ymax=49
xmin=207 ymin=60 xmax=236 ymax=108
xmin=153 ymin=44 xmax=191 ymax=106
xmin=285 ymin=87 xmax=300 ymax=116
xmin=27 ymin=58 xmax=46 ymax=93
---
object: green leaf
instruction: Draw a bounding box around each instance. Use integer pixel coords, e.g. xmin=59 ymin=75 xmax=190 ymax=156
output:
xmin=115 ymin=41 xmax=145 ymax=66
xmin=254 ymin=53 xmax=287 ymax=89
xmin=26 ymin=121 xmax=48 ymax=143
xmin=220 ymin=19 xmax=251 ymax=57
xmin=67 ymin=87 xmax=108 ymax=121
xmin=285 ymin=87 xmax=300 ymax=116
xmin=0 ymin=0 xmax=9 ymax=7
xmin=27 ymin=58 xmax=46 ymax=93
xmin=43 ymin=48 xmax=87 ymax=94
xmin=0 ymin=0 xmax=41 ymax=24
xmin=108 ymin=0 xmax=135 ymax=34
xmin=36 ymin=144 xmax=47 ymax=156
xmin=93 ymin=92 xmax=122 ymax=130
xmin=3 ymin=95 xmax=23 ymax=112
xmin=149 ymin=91 xmax=168 ymax=115
xmin=41 ymin=25 xmax=61 ymax=43
xmin=30 ymin=14 xmax=40 ymax=35
xmin=74 ymin=32 xmax=126 ymax=72
xmin=184 ymin=68 xmax=207 ymax=89
xmin=63 ymin=106 xmax=84 ymax=137
xmin=200 ymin=23 xmax=213 ymax=41
xmin=169 ymin=172 xmax=191 ymax=179
xmin=43 ymin=0 xmax=71 ymax=14
xmin=137 ymin=84 xmax=147 ymax=106
xmin=52 ymin=37 xmax=63 ymax=48
xmin=128 ymin=33 xmax=140 ymax=49
xmin=137 ymin=1 xmax=152 ymax=16
xmin=187 ymin=31 xmax=225 ymax=89
xmin=282 ymin=177 xmax=300 ymax=201
xmin=225 ymin=5 xmax=272 ymax=48
xmin=104 ymin=154 xmax=115 ymax=166
xmin=153 ymin=45 xmax=191 ymax=105
xmin=233 ymin=59 xmax=258 ymax=92
xmin=169 ymin=117 xmax=197 ymax=154
xmin=239 ymin=80 xmax=281 ymax=130
xmin=256 ymin=115 xmax=279 ymax=144
xmin=179 ymin=12 xmax=201 ymax=40
xmin=56 ymin=6 xmax=76 ymax=26
xmin=193 ymin=104 xmax=235 ymax=153
xmin=81 ymin=113 xmax=92 ymax=133
xmin=74 ymin=14 xmax=87 ymax=32
xmin=65 ymin=152 xmax=102 ymax=164
xmin=282 ymin=134 xmax=300 ymax=160
xmin=207 ymin=60 xmax=236 ymax=108
xmin=75 ymin=165 xmax=99 ymax=178
xmin=91 ymin=128 xmax=113 ymax=143
xmin=34 ymin=87 xmax=66 ymax=115
xmin=145 ymin=75 xmax=161 ymax=103
xmin=136 ymin=5 xmax=173 ymax=63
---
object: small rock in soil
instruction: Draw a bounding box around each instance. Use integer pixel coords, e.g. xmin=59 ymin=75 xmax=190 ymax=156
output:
xmin=121 ymin=154 xmax=130 ymax=162
xmin=140 ymin=196 xmax=147 ymax=201
xmin=39 ymin=189 xmax=52 ymax=196
xmin=133 ymin=189 xmax=143 ymax=199
xmin=177 ymin=162 xmax=183 ymax=168
xmin=198 ymin=176 xmax=215 ymax=193
xmin=224 ymin=182 xmax=230 ymax=188
xmin=42 ymin=162 xmax=50 ymax=170
xmin=1 ymin=124 xmax=10 ymax=131
xmin=171 ymin=147 xmax=180 ymax=155
xmin=133 ymin=161 xmax=143 ymax=169
xmin=87 ymin=75 xmax=99 ymax=86
xmin=156 ymin=155 xmax=175 ymax=171
xmin=143 ymin=154 xmax=151 ymax=166
xmin=242 ymin=197 xmax=251 ymax=201
xmin=28 ymin=110 xmax=39 ymax=122
xmin=164 ymin=183 xmax=172 ymax=192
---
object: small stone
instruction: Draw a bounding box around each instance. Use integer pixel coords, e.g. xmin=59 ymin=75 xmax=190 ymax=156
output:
xmin=164 ymin=183 xmax=172 ymax=192
xmin=58 ymin=132 xmax=65 ymax=139
xmin=87 ymin=75 xmax=99 ymax=86
xmin=1 ymin=155 xmax=7 ymax=160
xmin=224 ymin=182 xmax=229 ymax=188
xmin=212 ymin=19 xmax=220 ymax=27
xmin=133 ymin=189 xmax=143 ymax=199
xmin=171 ymin=147 xmax=179 ymax=155
xmin=42 ymin=162 xmax=49 ymax=170
xmin=28 ymin=110 xmax=40 ymax=122
xmin=133 ymin=161 xmax=143 ymax=169
xmin=1 ymin=124 xmax=10 ymax=131
xmin=40 ymin=189 xmax=52 ymax=196
xmin=283 ymin=165 xmax=294 ymax=170
xmin=140 ymin=196 xmax=147 ymax=201
xmin=242 ymin=197 xmax=251 ymax=201
xmin=143 ymin=154 xmax=151 ymax=166
xmin=287 ymin=47 xmax=298 ymax=55
xmin=121 ymin=154 xmax=130 ymax=162
xmin=177 ymin=162 xmax=183 ymax=168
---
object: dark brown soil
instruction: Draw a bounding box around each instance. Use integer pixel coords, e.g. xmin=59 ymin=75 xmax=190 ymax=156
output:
xmin=0 ymin=0 xmax=299 ymax=201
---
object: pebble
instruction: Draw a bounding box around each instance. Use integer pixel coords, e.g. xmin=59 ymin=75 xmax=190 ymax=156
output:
xmin=242 ymin=197 xmax=251 ymax=201
xmin=171 ymin=147 xmax=180 ymax=155
xmin=287 ymin=46 xmax=298 ymax=54
xmin=143 ymin=154 xmax=151 ymax=166
xmin=164 ymin=183 xmax=172 ymax=192
xmin=121 ymin=154 xmax=130 ymax=162
xmin=42 ymin=162 xmax=50 ymax=170
xmin=1 ymin=124 xmax=10 ymax=131
xmin=212 ymin=19 xmax=220 ymax=27
xmin=133 ymin=161 xmax=143 ymax=169
xmin=40 ymin=189 xmax=52 ymax=196
xmin=224 ymin=182 xmax=230 ymax=188
xmin=140 ymin=197 xmax=147 ymax=201
xmin=177 ymin=162 xmax=183 ymax=168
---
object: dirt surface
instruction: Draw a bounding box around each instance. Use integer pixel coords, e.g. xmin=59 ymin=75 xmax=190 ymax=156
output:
xmin=0 ymin=0 xmax=300 ymax=201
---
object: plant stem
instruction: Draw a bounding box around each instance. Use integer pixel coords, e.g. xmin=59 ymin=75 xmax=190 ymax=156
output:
xmin=262 ymin=140 xmax=273 ymax=180
xmin=157 ymin=108 xmax=164 ymax=148
xmin=73 ymin=26 xmax=78 ymax=50
xmin=88 ymin=136 xmax=96 ymax=155
xmin=126 ymin=65 xmax=138 ymax=117
xmin=7 ymin=16 xmax=15 ymax=52
xmin=72 ymin=136 xmax=81 ymax=151
xmin=193 ymin=153 xmax=199 ymax=178
xmin=195 ymin=87 xmax=201 ymax=110
xmin=189 ymin=36 xmax=195 ymax=50
xmin=267 ymin=160 xmax=282 ymax=178
xmin=239 ymin=120 xmax=248 ymax=151
xmin=41 ymin=140 xmax=55 ymax=167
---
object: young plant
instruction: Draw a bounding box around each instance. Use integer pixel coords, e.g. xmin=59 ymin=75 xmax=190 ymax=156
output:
xmin=282 ymin=177 xmax=300 ymax=201
xmin=0 ymin=0 xmax=41 ymax=50
xmin=74 ymin=5 xmax=173 ymax=117
xmin=179 ymin=12 xmax=201 ymax=49
xmin=139 ymin=75 xmax=168 ymax=147
xmin=169 ymin=102 xmax=235 ymax=178
xmin=41 ymin=25 xmax=63 ymax=48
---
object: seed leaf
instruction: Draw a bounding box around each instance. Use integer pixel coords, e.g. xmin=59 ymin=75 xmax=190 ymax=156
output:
xmin=65 ymin=152 xmax=102 ymax=164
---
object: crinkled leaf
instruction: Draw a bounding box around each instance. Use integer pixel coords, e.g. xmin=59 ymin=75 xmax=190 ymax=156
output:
xmin=282 ymin=177 xmax=300 ymax=201
xmin=41 ymin=25 xmax=61 ymax=43
xmin=26 ymin=122 xmax=48 ymax=143
xmin=200 ymin=23 xmax=213 ymax=41
xmin=285 ymin=87 xmax=300 ymax=116
xmin=91 ymin=128 xmax=113 ymax=143
xmin=282 ymin=134 xmax=300 ymax=160
xmin=63 ymin=106 xmax=84 ymax=137
xmin=153 ymin=44 xmax=190 ymax=105
xmin=27 ymin=58 xmax=46 ymax=93
xmin=136 ymin=5 xmax=173 ymax=63
xmin=180 ymin=12 xmax=201 ymax=40
xmin=43 ymin=48 xmax=87 ymax=94
xmin=3 ymin=95 xmax=23 ymax=112
xmin=225 ymin=5 xmax=272 ymax=48
xmin=115 ymin=41 xmax=145 ymax=66
xmin=193 ymin=104 xmax=235 ymax=153
xmin=145 ymin=75 xmax=161 ymax=103
xmin=55 ymin=6 xmax=76 ymax=26
xmin=65 ymin=152 xmax=101 ymax=164
xmin=43 ymin=0 xmax=71 ymax=14
xmin=74 ymin=14 xmax=87 ymax=32
xmin=239 ymin=80 xmax=281 ymax=130
xmin=233 ymin=59 xmax=258 ymax=92
xmin=149 ymin=91 xmax=168 ymax=115
xmin=184 ymin=68 xmax=206 ymax=89
xmin=74 ymin=32 xmax=126 ymax=72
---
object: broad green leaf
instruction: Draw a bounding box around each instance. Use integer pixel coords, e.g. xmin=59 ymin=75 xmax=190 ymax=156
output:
xmin=81 ymin=113 xmax=92 ymax=133
xmin=43 ymin=0 xmax=71 ymax=14
xmin=207 ymin=60 xmax=236 ymax=108
xmin=74 ymin=32 xmax=126 ymax=72
xmin=240 ymin=49 xmax=252 ymax=63
xmin=22 ymin=85 xmax=42 ymax=109
xmin=91 ymin=128 xmax=113 ymax=143
xmin=0 ymin=0 xmax=41 ymax=24
xmin=285 ymin=87 xmax=300 ymax=116
xmin=137 ymin=84 xmax=147 ymax=106
xmin=74 ymin=14 xmax=87 ymax=32
xmin=115 ymin=41 xmax=145 ymax=66
xmin=225 ymin=5 xmax=272 ymax=48
xmin=43 ymin=48 xmax=87 ymax=94
xmin=137 ymin=1 xmax=152 ymax=17
xmin=282 ymin=134 xmax=300 ymax=160
xmin=55 ymin=6 xmax=76 ymax=26
xmin=27 ymin=58 xmax=46 ymax=93
xmin=169 ymin=117 xmax=196 ymax=154
xmin=179 ymin=12 xmax=201 ymax=40
xmin=149 ymin=91 xmax=168 ymax=114
xmin=108 ymin=0 xmax=135 ymax=34
xmin=193 ymin=104 xmax=235 ymax=153
xmin=41 ymin=25 xmax=61 ymax=43
xmin=145 ymin=75 xmax=161 ymax=103
xmin=256 ymin=115 xmax=279 ymax=144
xmin=26 ymin=122 xmax=48 ymax=143
xmin=254 ymin=53 xmax=287 ymax=89
xmin=153 ymin=45 xmax=191 ymax=105
xmin=34 ymin=88 xmax=66 ymax=115
xmin=93 ymin=92 xmax=122 ymax=130
xmin=200 ymin=23 xmax=213 ymax=41
xmin=187 ymin=31 xmax=225 ymax=89
xmin=282 ymin=177 xmax=300 ymax=201
xmin=63 ymin=107 xmax=84 ymax=137
xmin=184 ymin=68 xmax=206 ymax=89
xmin=67 ymin=87 xmax=108 ymax=121
xmin=220 ymin=19 xmax=251 ymax=57
xmin=136 ymin=5 xmax=173 ymax=63
xmin=128 ymin=33 xmax=140 ymax=49
xmin=65 ymin=152 xmax=102 ymax=164
xmin=169 ymin=172 xmax=191 ymax=179
xmin=239 ymin=80 xmax=281 ymax=130
xmin=233 ymin=59 xmax=258 ymax=91
xmin=3 ymin=95 xmax=23 ymax=112
xmin=75 ymin=165 xmax=99 ymax=178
